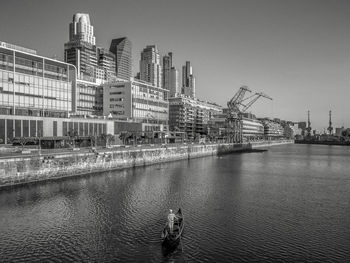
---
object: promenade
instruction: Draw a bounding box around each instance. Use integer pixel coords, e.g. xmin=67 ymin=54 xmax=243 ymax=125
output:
xmin=0 ymin=140 xmax=293 ymax=189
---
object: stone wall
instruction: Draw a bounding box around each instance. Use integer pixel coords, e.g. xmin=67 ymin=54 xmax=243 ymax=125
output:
xmin=0 ymin=140 xmax=293 ymax=188
xmin=0 ymin=143 xmax=253 ymax=188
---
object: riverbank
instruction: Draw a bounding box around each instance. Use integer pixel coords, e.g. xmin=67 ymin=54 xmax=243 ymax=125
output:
xmin=0 ymin=140 xmax=293 ymax=188
xmin=295 ymin=140 xmax=350 ymax=146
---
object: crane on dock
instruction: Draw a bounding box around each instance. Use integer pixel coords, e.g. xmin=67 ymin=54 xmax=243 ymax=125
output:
xmin=226 ymin=86 xmax=272 ymax=143
xmin=306 ymin=110 xmax=312 ymax=137
xmin=327 ymin=110 xmax=333 ymax=135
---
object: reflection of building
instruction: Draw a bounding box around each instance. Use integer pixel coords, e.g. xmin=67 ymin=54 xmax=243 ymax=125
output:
xmin=181 ymin=61 xmax=195 ymax=98
xmin=110 ymin=37 xmax=132 ymax=81
xmin=169 ymin=96 xmax=222 ymax=138
xmin=102 ymin=79 xmax=169 ymax=132
xmin=139 ymin=45 xmax=161 ymax=87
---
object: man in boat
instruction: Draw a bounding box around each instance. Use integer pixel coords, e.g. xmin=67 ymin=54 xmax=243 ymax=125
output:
xmin=168 ymin=209 xmax=178 ymax=234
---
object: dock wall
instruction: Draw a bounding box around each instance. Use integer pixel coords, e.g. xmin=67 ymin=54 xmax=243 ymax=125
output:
xmin=0 ymin=140 xmax=292 ymax=188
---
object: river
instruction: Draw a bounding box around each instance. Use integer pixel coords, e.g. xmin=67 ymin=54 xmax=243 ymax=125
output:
xmin=0 ymin=144 xmax=349 ymax=262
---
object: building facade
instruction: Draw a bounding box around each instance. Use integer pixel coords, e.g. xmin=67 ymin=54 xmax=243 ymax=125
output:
xmin=0 ymin=44 xmax=77 ymax=144
xmin=69 ymin=13 xmax=96 ymax=45
xmin=169 ymin=96 xmax=222 ymax=138
xmin=102 ymin=79 xmax=169 ymax=132
xmin=65 ymin=13 xmax=98 ymax=82
xmin=208 ymin=111 xmax=264 ymax=140
xmin=139 ymin=45 xmax=162 ymax=87
xmin=182 ymin=61 xmax=195 ymax=98
xmin=74 ymin=79 xmax=103 ymax=116
xmin=109 ymin=37 xmax=132 ymax=81
xmin=97 ymin=47 xmax=116 ymax=81
xmin=163 ymin=52 xmax=179 ymax=98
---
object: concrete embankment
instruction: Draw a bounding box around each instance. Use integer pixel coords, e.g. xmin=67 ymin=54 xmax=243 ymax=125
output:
xmin=0 ymin=140 xmax=293 ymax=188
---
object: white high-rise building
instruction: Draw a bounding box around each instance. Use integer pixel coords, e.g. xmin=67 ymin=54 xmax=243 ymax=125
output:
xmin=170 ymin=68 xmax=179 ymax=97
xmin=69 ymin=13 xmax=96 ymax=45
xmin=139 ymin=45 xmax=162 ymax=87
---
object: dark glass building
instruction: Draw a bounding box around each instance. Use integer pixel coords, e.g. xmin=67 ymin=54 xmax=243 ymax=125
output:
xmin=110 ymin=37 xmax=132 ymax=81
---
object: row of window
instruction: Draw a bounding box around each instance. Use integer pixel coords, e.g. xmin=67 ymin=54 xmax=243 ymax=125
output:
xmin=0 ymin=94 xmax=70 ymax=111
xmin=0 ymin=118 xmax=43 ymax=144
xmin=62 ymin=121 xmax=106 ymax=137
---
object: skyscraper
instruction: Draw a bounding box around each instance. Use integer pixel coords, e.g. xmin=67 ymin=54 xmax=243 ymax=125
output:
xmin=139 ymin=45 xmax=162 ymax=87
xmin=182 ymin=61 xmax=196 ymax=98
xmin=163 ymin=52 xmax=179 ymax=97
xmin=97 ymin=47 xmax=116 ymax=81
xmin=64 ymin=13 xmax=97 ymax=81
xmin=110 ymin=37 xmax=132 ymax=81
xmin=69 ymin=13 xmax=96 ymax=45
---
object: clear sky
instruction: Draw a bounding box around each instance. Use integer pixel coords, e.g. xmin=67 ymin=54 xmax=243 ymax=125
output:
xmin=1 ymin=0 xmax=349 ymax=130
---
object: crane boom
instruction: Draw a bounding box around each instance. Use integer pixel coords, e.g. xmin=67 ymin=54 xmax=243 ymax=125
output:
xmin=226 ymin=86 xmax=273 ymax=143
xmin=241 ymin=92 xmax=273 ymax=113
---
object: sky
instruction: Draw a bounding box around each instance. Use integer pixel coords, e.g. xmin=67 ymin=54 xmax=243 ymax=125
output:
xmin=1 ymin=0 xmax=350 ymax=130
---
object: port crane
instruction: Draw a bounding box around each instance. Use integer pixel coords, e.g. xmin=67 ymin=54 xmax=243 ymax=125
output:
xmin=226 ymin=86 xmax=272 ymax=143
xmin=306 ymin=110 xmax=312 ymax=137
xmin=327 ymin=110 xmax=333 ymax=135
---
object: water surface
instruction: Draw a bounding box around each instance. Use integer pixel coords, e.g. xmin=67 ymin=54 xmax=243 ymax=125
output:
xmin=0 ymin=144 xmax=349 ymax=262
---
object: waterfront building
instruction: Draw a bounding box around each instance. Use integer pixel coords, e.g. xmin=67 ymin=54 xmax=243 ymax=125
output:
xmin=283 ymin=122 xmax=300 ymax=139
xmin=109 ymin=37 xmax=132 ymax=81
xmin=102 ymin=79 xmax=169 ymax=132
xmin=163 ymin=52 xmax=179 ymax=98
xmin=169 ymin=96 xmax=222 ymax=138
xmin=241 ymin=113 xmax=264 ymax=139
xmin=259 ymin=118 xmax=284 ymax=139
xmin=335 ymin=127 xmax=344 ymax=136
xmin=0 ymin=43 xmax=76 ymax=143
xmin=208 ymin=111 xmax=264 ymax=141
xmin=139 ymin=45 xmax=162 ymax=87
xmin=0 ymin=41 xmax=37 ymax=55
xmin=74 ymin=79 xmax=103 ymax=116
xmin=64 ymin=13 xmax=97 ymax=82
xmin=181 ymin=61 xmax=195 ymax=98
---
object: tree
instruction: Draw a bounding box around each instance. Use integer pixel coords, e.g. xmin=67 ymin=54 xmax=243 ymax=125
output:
xmin=19 ymin=137 xmax=30 ymax=150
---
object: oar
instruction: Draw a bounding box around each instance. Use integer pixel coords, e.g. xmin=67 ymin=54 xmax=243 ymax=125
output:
xmin=179 ymin=234 xmax=184 ymax=252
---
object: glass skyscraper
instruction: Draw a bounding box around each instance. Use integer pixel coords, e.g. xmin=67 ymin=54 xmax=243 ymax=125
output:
xmin=109 ymin=37 xmax=132 ymax=81
xmin=139 ymin=45 xmax=162 ymax=88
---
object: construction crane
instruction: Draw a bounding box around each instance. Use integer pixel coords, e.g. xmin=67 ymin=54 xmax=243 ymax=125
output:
xmin=306 ymin=110 xmax=312 ymax=137
xmin=327 ymin=110 xmax=333 ymax=135
xmin=226 ymin=86 xmax=272 ymax=143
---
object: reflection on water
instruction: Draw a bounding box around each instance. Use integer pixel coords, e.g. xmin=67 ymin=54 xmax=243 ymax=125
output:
xmin=0 ymin=144 xmax=349 ymax=262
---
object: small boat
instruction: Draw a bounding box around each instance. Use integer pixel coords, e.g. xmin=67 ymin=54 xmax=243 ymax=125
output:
xmin=161 ymin=208 xmax=184 ymax=246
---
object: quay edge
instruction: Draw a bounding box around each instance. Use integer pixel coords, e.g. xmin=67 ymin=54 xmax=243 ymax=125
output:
xmin=0 ymin=140 xmax=293 ymax=189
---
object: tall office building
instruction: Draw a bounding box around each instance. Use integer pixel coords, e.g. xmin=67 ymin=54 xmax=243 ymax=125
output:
xmin=162 ymin=52 xmax=172 ymax=90
xmin=182 ymin=61 xmax=195 ymax=98
xmin=163 ymin=52 xmax=179 ymax=98
xmin=64 ymin=13 xmax=97 ymax=81
xmin=69 ymin=13 xmax=96 ymax=45
xmin=110 ymin=37 xmax=132 ymax=81
xmin=139 ymin=45 xmax=161 ymax=87
xmin=97 ymin=47 xmax=116 ymax=81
